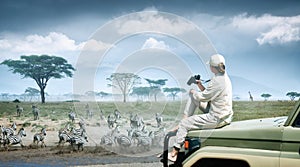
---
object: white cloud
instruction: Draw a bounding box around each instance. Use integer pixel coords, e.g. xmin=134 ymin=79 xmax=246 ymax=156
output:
xmin=142 ymin=6 xmax=159 ymax=12
xmin=0 ymin=32 xmax=113 ymax=62
xmin=141 ymin=37 xmax=170 ymax=50
xmin=0 ymin=39 xmax=11 ymax=49
xmin=79 ymin=39 xmax=113 ymax=51
xmin=0 ymin=32 xmax=82 ymax=56
xmin=0 ymin=32 xmax=113 ymax=53
xmin=256 ymin=23 xmax=300 ymax=45
xmin=116 ymin=11 xmax=195 ymax=35
xmin=16 ymin=32 xmax=81 ymax=53
xmin=232 ymin=13 xmax=300 ymax=45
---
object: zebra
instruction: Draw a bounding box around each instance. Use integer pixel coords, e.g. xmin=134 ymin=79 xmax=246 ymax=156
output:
xmin=1 ymin=122 xmax=17 ymax=140
xmin=32 ymin=105 xmax=40 ymax=120
xmin=16 ymin=105 xmax=24 ymax=117
xmin=136 ymin=131 xmax=154 ymax=151
xmin=68 ymin=112 xmax=76 ymax=122
xmin=114 ymin=109 xmax=121 ymax=120
xmin=107 ymin=114 xmax=116 ymax=129
xmin=100 ymin=135 xmax=114 ymax=146
xmin=85 ymin=104 xmax=93 ymax=119
xmin=78 ymin=121 xmax=86 ymax=130
xmin=99 ymin=109 xmax=105 ymax=120
xmin=69 ymin=131 xmax=88 ymax=151
xmin=155 ymin=113 xmax=163 ymax=127
xmin=130 ymin=114 xmax=144 ymax=130
xmin=33 ymin=128 xmax=47 ymax=147
xmin=70 ymin=121 xmax=86 ymax=136
xmin=114 ymin=134 xmax=132 ymax=148
xmin=57 ymin=124 xmax=72 ymax=146
xmin=70 ymin=126 xmax=85 ymax=137
xmin=100 ymin=125 xmax=120 ymax=146
xmin=58 ymin=129 xmax=72 ymax=146
xmin=4 ymin=127 xmax=26 ymax=150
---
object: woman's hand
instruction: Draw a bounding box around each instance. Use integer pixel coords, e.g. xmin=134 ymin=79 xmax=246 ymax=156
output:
xmin=196 ymin=80 xmax=205 ymax=91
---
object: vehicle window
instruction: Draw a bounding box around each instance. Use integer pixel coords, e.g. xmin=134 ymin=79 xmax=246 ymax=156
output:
xmin=292 ymin=112 xmax=300 ymax=128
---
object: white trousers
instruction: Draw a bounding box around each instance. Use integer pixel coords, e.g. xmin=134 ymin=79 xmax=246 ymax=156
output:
xmin=174 ymin=94 xmax=218 ymax=149
xmin=183 ymin=94 xmax=210 ymax=117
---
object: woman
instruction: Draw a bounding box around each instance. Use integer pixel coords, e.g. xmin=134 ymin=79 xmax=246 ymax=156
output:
xmin=168 ymin=54 xmax=233 ymax=162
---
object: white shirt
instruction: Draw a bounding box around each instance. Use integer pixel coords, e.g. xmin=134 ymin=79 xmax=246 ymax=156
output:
xmin=192 ymin=72 xmax=233 ymax=122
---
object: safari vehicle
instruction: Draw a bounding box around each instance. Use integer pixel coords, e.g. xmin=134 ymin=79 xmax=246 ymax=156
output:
xmin=161 ymin=100 xmax=300 ymax=167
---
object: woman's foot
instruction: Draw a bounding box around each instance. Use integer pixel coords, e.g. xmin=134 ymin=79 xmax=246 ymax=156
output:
xmin=168 ymin=148 xmax=179 ymax=162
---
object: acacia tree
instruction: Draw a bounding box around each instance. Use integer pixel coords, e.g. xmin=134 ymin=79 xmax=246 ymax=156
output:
xmin=1 ymin=55 xmax=75 ymax=103
xmin=96 ymin=91 xmax=110 ymax=99
xmin=163 ymin=87 xmax=186 ymax=101
xmin=261 ymin=93 xmax=272 ymax=101
xmin=131 ymin=86 xmax=151 ymax=101
xmin=144 ymin=78 xmax=167 ymax=102
xmin=25 ymin=87 xmax=40 ymax=101
xmin=286 ymin=92 xmax=300 ymax=101
xmin=106 ymin=73 xmax=140 ymax=102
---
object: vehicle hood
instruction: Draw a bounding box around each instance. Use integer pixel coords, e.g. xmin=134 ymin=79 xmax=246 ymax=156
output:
xmin=187 ymin=116 xmax=287 ymax=141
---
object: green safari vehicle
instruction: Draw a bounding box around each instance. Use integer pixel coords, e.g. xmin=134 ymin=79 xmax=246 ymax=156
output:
xmin=161 ymin=100 xmax=300 ymax=167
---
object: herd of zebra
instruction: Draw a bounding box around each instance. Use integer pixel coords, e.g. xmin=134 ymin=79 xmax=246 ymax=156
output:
xmin=57 ymin=121 xmax=88 ymax=151
xmin=1 ymin=104 xmax=166 ymax=153
xmin=68 ymin=108 xmax=166 ymax=152
xmin=0 ymin=120 xmax=89 ymax=151
xmin=15 ymin=104 xmax=40 ymax=120
xmin=100 ymin=111 xmax=166 ymax=152
xmin=0 ymin=122 xmax=47 ymax=150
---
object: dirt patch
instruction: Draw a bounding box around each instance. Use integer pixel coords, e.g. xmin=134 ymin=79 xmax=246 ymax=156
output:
xmin=0 ymin=146 xmax=161 ymax=166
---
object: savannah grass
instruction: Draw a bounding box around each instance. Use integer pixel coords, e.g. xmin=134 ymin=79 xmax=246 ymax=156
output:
xmin=0 ymin=100 xmax=297 ymax=124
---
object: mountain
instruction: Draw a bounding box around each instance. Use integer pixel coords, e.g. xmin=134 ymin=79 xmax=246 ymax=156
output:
xmin=229 ymin=75 xmax=285 ymax=100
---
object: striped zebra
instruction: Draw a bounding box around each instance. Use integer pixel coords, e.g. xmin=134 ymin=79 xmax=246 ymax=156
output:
xmin=100 ymin=125 xmax=120 ymax=146
xmin=155 ymin=113 xmax=163 ymax=127
xmin=68 ymin=112 xmax=76 ymax=122
xmin=107 ymin=114 xmax=116 ymax=129
xmin=100 ymin=135 xmax=114 ymax=146
xmin=16 ymin=105 xmax=24 ymax=117
xmin=130 ymin=114 xmax=144 ymax=130
xmin=130 ymin=125 xmax=149 ymax=140
xmin=115 ymin=134 xmax=132 ymax=148
xmin=1 ymin=122 xmax=17 ymax=140
xmin=136 ymin=131 xmax=154 ymax=151
xmin=114 ymin=109 xmax=121 ymax=120
xmin=58 ymin=130 xmax=72 ymax=146
xmin=32 ymin=105 xmax=40 ymax=120
xmin=69 ymin=131 xmax=88 ymax=151
xmin=4 ymin=127 xmax=26 ymax=150
xmin=33 ymin=128 xmax=47 ymax=147
xmin=79 ymin=121 xmax=86 ymax=130
xmin=71 ymin=123 xmax=86 ymax=137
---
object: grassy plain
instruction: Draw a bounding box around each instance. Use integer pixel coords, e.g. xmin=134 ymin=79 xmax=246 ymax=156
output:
xmin=0 ymin=100 xmax=297 ymax=126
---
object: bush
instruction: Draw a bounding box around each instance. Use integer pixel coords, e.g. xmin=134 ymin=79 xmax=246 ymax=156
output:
xmin=23 ymin=122 xmax=31 ymax=127
xmin=12 ymin=99 xmax=21 ymax=103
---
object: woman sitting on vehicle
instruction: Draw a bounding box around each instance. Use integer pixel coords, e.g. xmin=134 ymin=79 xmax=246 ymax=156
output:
xmin=169 ymin=54 xmax=233 ymax=162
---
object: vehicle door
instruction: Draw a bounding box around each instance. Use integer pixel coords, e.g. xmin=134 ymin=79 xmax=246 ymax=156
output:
xmin=280 ymin=103 xmax=300 ymax=167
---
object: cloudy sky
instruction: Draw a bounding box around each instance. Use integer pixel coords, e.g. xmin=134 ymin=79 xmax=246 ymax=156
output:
xmin=0 ymin=0 xmax=299 ymax=100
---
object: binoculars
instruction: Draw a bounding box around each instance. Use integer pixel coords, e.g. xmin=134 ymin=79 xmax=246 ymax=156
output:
xmin=187 ymin=75 xmax=201 ymax=85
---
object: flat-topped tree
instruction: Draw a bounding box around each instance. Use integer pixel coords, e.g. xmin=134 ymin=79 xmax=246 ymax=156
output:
xmin=1 ymin=55 xmax=75 ymax=103
xmin=163 ymin=87 xmax=186 ymax=101
xmin=144 ymin=78 xmax=168 ymax=102
xmin=107 ymin=73 xmax=141 ymax=102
